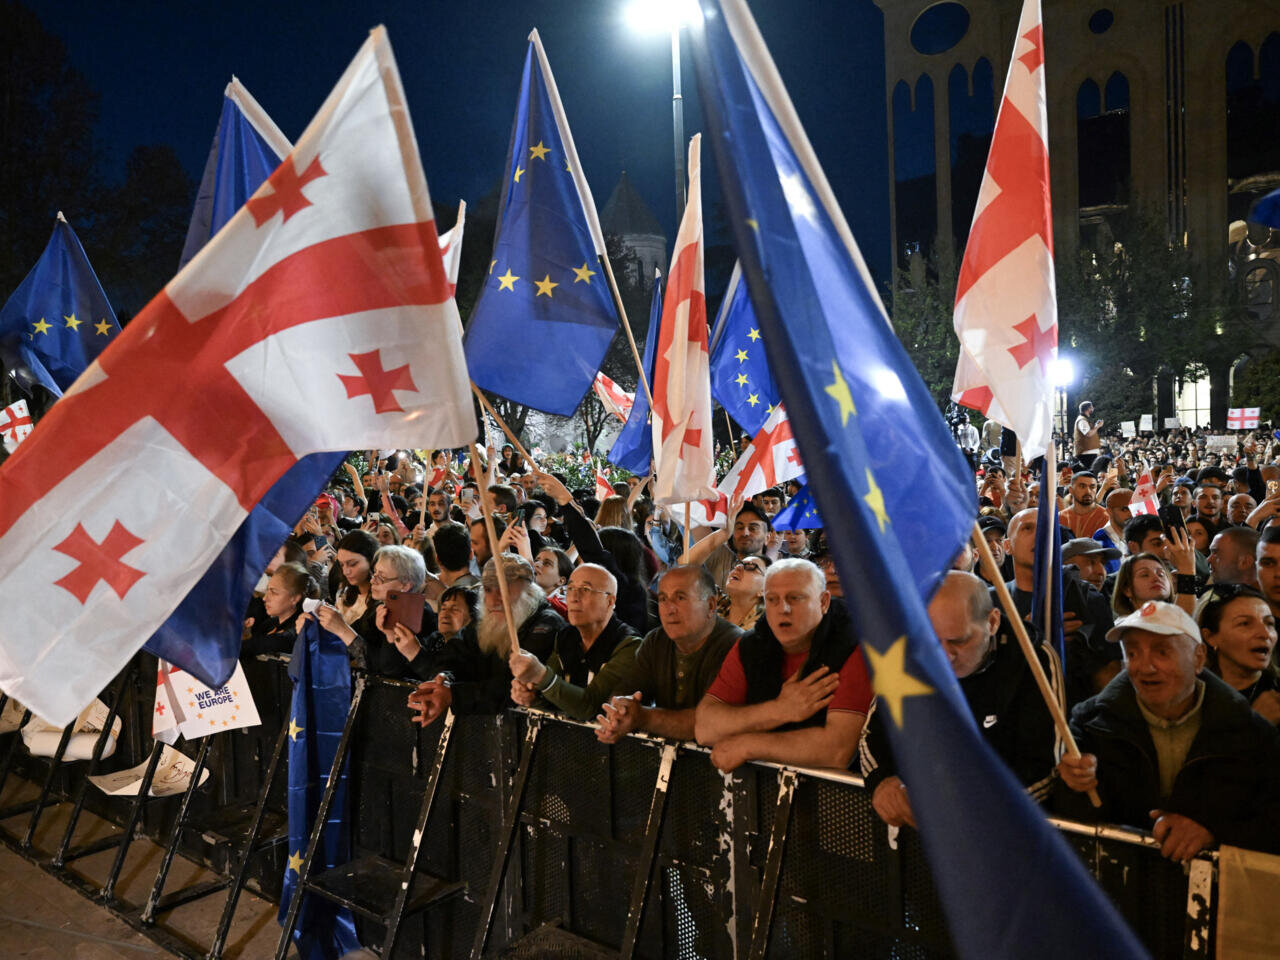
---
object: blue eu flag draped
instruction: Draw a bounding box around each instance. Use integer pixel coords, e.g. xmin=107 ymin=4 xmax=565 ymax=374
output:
xmin=608 ymin=269 xmax=663 ymax=473
xmin=770 ymin=481 xmax=821 ymax=531
xmin=709 ymin=260 xmax=780 ymax=435
xmin=142 ymin=80 xmax=347 ymax=689
xmin=689 ymin=4 xmax=1147 ymax=957
xmin=463 ymin=30 xmax=620 ymax=416
xmin=0 ymin=213 xmax=120 ymax=396
xmin=280 ymin=618 xmax=362 ymax=959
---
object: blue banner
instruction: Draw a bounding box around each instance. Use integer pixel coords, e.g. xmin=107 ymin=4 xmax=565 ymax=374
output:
xmin=709 ymin=261 xmax=780 ymax=435
xmin=608 ymin=270 xmax=663 ymax=473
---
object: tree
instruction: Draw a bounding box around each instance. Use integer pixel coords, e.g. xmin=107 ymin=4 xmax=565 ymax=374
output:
xmin=886 ymin=253 xmax=960 ymax=412
xmin=1231 ymin=351 xmax=1280 ymax=426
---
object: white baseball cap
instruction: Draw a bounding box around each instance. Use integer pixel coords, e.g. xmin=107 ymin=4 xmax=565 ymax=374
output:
xmin=1105 ymin=600 xmax=1201 ymax=645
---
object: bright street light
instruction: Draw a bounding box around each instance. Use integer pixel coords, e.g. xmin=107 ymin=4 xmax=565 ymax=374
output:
xmin=624 ymin=0 xmax=702 ymax=35
xmin=1048 ymin=356 xmax=1075 ymax=387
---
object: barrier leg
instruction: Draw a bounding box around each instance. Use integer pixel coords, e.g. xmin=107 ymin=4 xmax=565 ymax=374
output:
xmin=140 ymin=735 xmax=214 ymax=923
xmin=619 ymin=742 xmax=677 ymax=960
xmin=206 ymin=721 xmax=290 ymax=960
xmin=746 ymin=769 xmax=797 ymax=960
xmin=470 ymin=715 xmax=541 ymax=960
xmin=21 ymin=721 xmax=75 ymax=850
xmin=273 ymin=675 xmax=366 ymax=960
xmin=101 ymin=740 xmax=165 ymax=903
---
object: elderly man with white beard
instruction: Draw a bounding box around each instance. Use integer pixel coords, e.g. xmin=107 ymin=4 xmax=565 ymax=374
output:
xmin=408 ymin=554 xmax=565 ymax=726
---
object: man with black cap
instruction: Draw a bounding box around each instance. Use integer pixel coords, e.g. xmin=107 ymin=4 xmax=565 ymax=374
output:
xmin=1062 ymin=538 xmax=1121 ymax=592
xmin=1072 ymin=401 xmax=1104 ymax=470
xmin=1056 ymin=600 xmax=1280 ymax=858
xmin=1170 ymin=477 xmax=1195 ymax=519
xmin=975 ymin=515 xmax=1012 ymax=585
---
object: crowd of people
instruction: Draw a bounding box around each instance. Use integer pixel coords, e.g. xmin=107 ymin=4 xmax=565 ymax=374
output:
xmin=241 ymin=405 xmax=1280 ymax=865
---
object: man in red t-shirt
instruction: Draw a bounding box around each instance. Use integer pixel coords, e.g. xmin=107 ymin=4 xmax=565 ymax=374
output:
xmin=694 ymin=558 xmax=871 ymax=772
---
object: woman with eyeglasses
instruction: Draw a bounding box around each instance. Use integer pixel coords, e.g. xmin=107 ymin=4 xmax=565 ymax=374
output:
xmin=718 ymin=556 xmax=770 ymax=630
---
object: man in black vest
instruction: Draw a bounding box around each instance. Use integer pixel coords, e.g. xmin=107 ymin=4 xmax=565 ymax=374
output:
xmin=694 ymin=558 xmax=872 ymax=772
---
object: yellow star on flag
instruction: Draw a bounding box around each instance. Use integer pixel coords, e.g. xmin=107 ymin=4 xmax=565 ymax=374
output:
xmin=746 ymin=218 xmax=759 ymax=231
xmin=572 ymin=262 xmax=596 ymax=284
xmin=863 ymin=468 xmax=890 ymax=533
xmin=513 ymin=164 xmax=525 ymax=183
xmin=735 ymin=349 xmax=749 ymax=363
xmin=748 ymin=327 xmax=761 ymax=342
xmin=32 ymin=318 xmax=51 ymax=335
xmin=287 ymin=850 xmax=305 ymax=875
xmin=747 ymin=393 xmax=760 ymax=407
xmin=497 ymin=269 xmax=519 ymax=292
xmin=63 ymin=313 xmax=81 ymax=331
xmin=824 ymin=360 xmax=856 ymax=426
xmin=489 ymin=259 xmax=497 ymax=274
xmin=534 ymin=275 xmax=558 ymax=298
xmin=95 ymin=318 xmax=112 ymax=335
xmin=766 ymin=403 xmax=776 ymax=416
xmin=863 ymin=636 xmax=933 ymax=728
xmin=735 ymin=373 xmax=749 ymax=387
xmin=288 ymin=718 xmax=304 ymax=741
xmin=528 ymin=140 xmax=550 ymax=161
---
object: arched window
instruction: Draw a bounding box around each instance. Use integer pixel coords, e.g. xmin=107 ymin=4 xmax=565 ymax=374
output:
xmin=949 ymin=59 xmax=995 ymax=250
xmin=893 ymin=75 xmax=937 ymax=265
xmin=1227 ymin=35 xmax=1280 ymax=220
xmin=1077 ymin=75 xmax=1129 ymax=207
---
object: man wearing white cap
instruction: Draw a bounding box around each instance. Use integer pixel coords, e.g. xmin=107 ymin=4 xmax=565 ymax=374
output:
xmin=1056 ymin=600 xmax=1280 ymax=859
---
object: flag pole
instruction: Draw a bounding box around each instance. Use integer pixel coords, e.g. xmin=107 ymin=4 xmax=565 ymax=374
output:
xmin=970 ymin=521 xmax=1101 ymax=807
xmin=1041 ymin=441 xmax=1062 ymax=713
xmin=683 ymin=501 xmax=692 ymax=554
xmin=471 ymin=384 xmax=534 ymax=466
xmin=471 ymin=444 xmax=521 ymax=655
xmin=598 ymin=253 xmax=656 ymax=411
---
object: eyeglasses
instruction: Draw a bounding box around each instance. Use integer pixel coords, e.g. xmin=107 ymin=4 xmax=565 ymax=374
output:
xmin=733 ymin=561 xmax=766 ymax=574
xmin=564 ymin=584 xmax=615 ymax=599
xmin=370 ymin=571 xmax=402 ymax=585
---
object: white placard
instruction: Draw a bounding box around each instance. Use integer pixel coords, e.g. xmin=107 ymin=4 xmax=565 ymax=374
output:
xmin=1206 ymin=435 xmax=1238 ymax=454
xmin=1139 ymin=414 xmax=1154 ymax=432
xmin=1164 ymin=417 xmax=1181 ymax=429
xmin=1121 ymin=421 xmax=1136 ymax=438
xmin=153 ymin=661 xmax=261 ymax=743
xmin=89 ymin=744 xmax=211 ymax=797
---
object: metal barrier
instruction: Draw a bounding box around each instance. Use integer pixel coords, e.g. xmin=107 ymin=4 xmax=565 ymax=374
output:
xmin=0 ymin=657 xmax=1217 ymax=959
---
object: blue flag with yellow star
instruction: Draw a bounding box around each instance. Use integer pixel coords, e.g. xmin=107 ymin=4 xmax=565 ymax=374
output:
xmin=463 ymin=29 xmax=620 ymax=416
xmin=608 ymin=269 xmax=663 ymax=473
xmin=709 ymin=260 xmax=779 ymax=434
xmin=143 ymin=82 xmax=347 ymax=692
xmin=771 ymin=481 xmax=822 ymax=530
xmin=0 ymin=213 xmax=119 ymax=396
xmin=690 ymin=4 xmax=1147 ymax=958
xmin=280 ymin=618 xmax=362 ymax=960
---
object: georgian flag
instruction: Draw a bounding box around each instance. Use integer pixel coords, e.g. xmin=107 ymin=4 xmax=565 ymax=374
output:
xmin=593 ymin=370 xmax=634 ymax=423
xmin=1129 ymin=469 xmax=1160 ymax=517
xmin=0 ymin=399 xmax=33 ymax=453
xmin=1228 ymin=407 xmax=1260 ymax=429
xmin=438 ymin=199 xmax=466 ymax=296
xmin=650 ymin=134 xmax=717 ymax=504
xmin=594 ymin=464 xmax=613 ymax=502
xmin=952 ymin=0 xmax=1057 ymax=460
xmin=716 ymin=405 xmax=804 ymax=502
xmin=0 ymin=27 xmax=475 ymax=725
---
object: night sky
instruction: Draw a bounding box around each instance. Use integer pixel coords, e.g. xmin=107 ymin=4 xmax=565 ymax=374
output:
xmin=32 ymin=0 xmax=892 ymax=282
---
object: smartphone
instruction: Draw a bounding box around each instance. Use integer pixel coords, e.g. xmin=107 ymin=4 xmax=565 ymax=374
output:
xmin=1158 ymin=504 xmax=1187 ymax=538
xmin=383 ymin=590 xmax=426 ymax=634
xmin=311 ymin=534 xmax=328 ymax=550
xmin=461 ymin=488 xmax=476 ymax=504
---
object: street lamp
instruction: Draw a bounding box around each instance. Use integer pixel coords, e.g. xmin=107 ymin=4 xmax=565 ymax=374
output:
xmin=625 ymin=0 xmax=703 ymax=220
xmin=1048 ymin=355 xmax=1075 ymax=456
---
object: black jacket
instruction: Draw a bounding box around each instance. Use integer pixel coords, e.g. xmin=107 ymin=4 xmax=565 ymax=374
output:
xmin=739 ymin=599 xmax=858 ymax=732
xmin=432 ymin=600 xmax=565 ymax=714
xmin=1054 ymin=670 xmax=1280 ymax=853
xmin=562 ymin=505 xmax=650 ymax=633
xmin=861 ymin=637 xmax=1057 ymax=801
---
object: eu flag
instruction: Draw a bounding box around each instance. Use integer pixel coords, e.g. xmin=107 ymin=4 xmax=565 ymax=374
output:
xmin=280 ymin=618 xmax=362 ymax=960
xmin=143 ymin=81 xmax=347 ymax=690
xmin=690 ymin=4 xmax=1147 ymax=957
xmin=771 ymin=481 xmax=821 ymax=531
xmin=0 ymin=213 xmax=119 ymax=396
xmin=463 ymin=30 xmax=620 ymax=416
xmin=1031 ymin=460 xmax=1065 ymax=667
xmin=709 ymin=260 xmax=780 ymax=435
xmin=608 ymin=269 xmax=663 ymax=473
xmin=179 ymin=77 xmax=292 ymax=269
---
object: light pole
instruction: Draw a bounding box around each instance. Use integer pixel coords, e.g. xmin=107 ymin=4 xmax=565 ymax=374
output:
xmin=1049 ymin=355 xmax=1076 ymax=462
xmin=626 ymin=0 xmax=701 ymax=221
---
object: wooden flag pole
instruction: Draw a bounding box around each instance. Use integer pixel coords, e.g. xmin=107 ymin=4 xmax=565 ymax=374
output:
xmin=471 ymin=384 xmax=534 ymax=466
xmin=970 ymin=521 xmax=1101 ymax=808
xmin=683 ymin=502 xmax=692 ymax=555
xmin=597 ymin=254 xmax=656 ymax=411
xmin=471 ymin=444 xmax=521 ymax=655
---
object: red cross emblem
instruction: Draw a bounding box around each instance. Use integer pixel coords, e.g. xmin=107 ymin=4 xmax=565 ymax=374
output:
xmin=52 ymin=521 xmax=146 ymax=604
xmin=246 ymin=155 xmax=328 ymax=227
xmin=155 ymin=702 xmax=166 ymax=715
xmin=338 ymin=350 xmax=418 ymax=414
xmin=0 ymin=406 xmax=32 ymax=436
xmin=1018 ymin=24 xmax=1045 ymax=74
xmin=1006 ymin=314 xmax=1056 ymax=374
xmin=726 ymin=416 xmax=794 ymax=501
xmin=786 ymin=446 xmax=804 ymax=468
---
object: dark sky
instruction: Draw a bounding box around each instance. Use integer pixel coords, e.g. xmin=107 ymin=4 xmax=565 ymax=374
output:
xmin=33 ymin=0 xmax=891 ymax=281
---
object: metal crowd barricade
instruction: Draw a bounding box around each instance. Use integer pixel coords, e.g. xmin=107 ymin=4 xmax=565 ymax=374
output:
xmin=0 ymin=657 xmax=1220 ymax=959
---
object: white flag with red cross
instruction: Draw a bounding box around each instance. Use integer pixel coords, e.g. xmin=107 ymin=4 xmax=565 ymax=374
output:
xmin=153 ymin=659 xmax=261 ymax=744
xmin=1228 ymin=407 xmax=1260 ymax=429
xmin=1128 ymin=469 xmax=1160 ymax=517
xmin=686 ymin=491 xmax=730 ymax=530
xmin=650 ymin=134 xmax=717 ymax=504
xmin=594 ymin=463 xmax=614 ymax=502
xmin=716 ymin=405 xmax=804 ymax=502
xmin=593 ymin=371 xmax=634 ymax=423
xmin=0 ymin=399 xmax=33 ymax=453
xmin=0 ymin=27 xmax=475 ymax=726
xmin=438 ymin=199 xmax=465 ymax=296
xmin=952 ymin=0 xmax=1056 ymax=460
